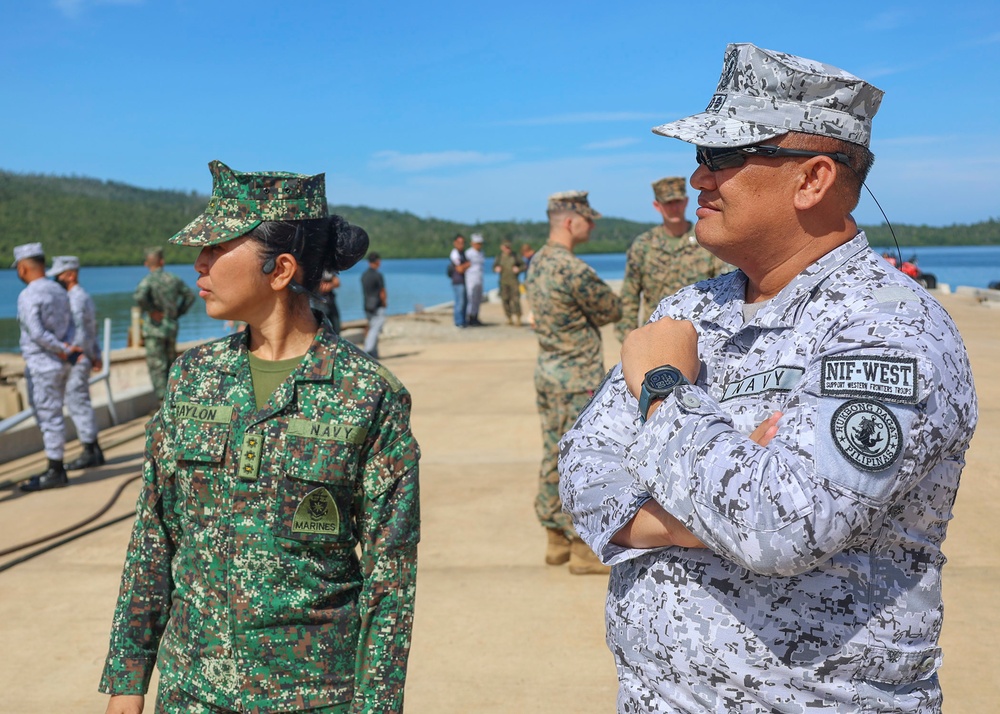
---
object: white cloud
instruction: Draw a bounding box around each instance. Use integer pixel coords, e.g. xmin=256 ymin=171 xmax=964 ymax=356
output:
xmin=330 ymin=150 xmax=696 ymax=224
xmin=54 ymin=0 xmax=143 ymax=18
xmin=968 ymin=31 xmax=1000 ymax=46
xmin=500 ymin=112 xmax=663 ymax=127
xmin=370 ymin=150 xmax=513 ymax=173
xmin=583 ymin=137 xmax=641 ymax=150
xmin=863 ymin=9 xmax=910 ymax=32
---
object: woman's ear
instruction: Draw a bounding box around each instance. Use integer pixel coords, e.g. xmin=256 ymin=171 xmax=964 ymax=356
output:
xmin=265 ymin=253 xmax=299 ymax=291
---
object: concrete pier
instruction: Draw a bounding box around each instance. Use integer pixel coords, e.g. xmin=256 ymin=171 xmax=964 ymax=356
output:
xmin=0 ymin=292 xmax=996 ymax=712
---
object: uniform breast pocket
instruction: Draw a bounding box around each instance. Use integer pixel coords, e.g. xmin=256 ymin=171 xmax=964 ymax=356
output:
xmin=173 ymin=420 xmax=231 ymax=522
xmin=272 ymin=436 xmax=359 ymax=547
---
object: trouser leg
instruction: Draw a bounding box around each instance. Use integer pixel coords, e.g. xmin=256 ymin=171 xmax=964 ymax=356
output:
xmin=535 ymin=389 xmax=592 ymax=538
xmin=467 ymin=282 xmax=483 ymax=321
xmin=363 ymin=307 xmax=386 ymax=357
xmin=452 ymin=284 xmax=467 ymax=326
xmin=25 ymin=365 xmax=70 ymax=460
xmin=145 ymin=336 xmax=176 ymax=402
xmin=65 ymin=356 xmax=98 ymax=443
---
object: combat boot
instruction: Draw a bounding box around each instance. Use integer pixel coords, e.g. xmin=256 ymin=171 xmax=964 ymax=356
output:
xmin=568 ymin=538 xmax=610 ymax=575
xmin=545 ymin=527 xmax=571 ymax=565
xmin=19 ymin=461 xmax=69 ymax=492
xmin=66 ymin=441 xmax=105 ymax=470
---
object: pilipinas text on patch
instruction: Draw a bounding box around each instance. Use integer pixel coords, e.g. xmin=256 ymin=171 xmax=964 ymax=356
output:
xmin=721 ymin=366 xmax=803 ymax=402
xmin=830 ymin=400 xmax=902 ymax=472
xmin=821 ymin=356 xmax=918 ymax=404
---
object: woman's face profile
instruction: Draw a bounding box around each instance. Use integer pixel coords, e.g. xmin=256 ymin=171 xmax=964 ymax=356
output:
xmin=194 ymin=235 xmax=271 ymax=322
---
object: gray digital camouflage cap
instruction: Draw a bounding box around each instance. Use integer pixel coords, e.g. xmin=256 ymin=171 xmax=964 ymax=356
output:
xmin=652 ymin=43 xmax=884 ymax=148
xmin=11 ymin=242 xmax=44 ymax=268
xmin=546 ymin=190 xmax=602 ymax=220
xmin=170 ymin=160 xmax=328 ymax=247
xmin=46 ymin=255 xmax=80 ymax=277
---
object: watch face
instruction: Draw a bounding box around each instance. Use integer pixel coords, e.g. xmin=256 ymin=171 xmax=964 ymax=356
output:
xmin=648 ymin=367 xmax=682 ymax=392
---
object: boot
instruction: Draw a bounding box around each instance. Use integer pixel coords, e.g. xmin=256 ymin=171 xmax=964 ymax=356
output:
xmin=545 ymin=528 xmax=571 ymax=566
xmin=569 ymin=539 xmax=610 ymax=575
xmin=66 ymin=441 xmax=105 ymax=470
xmin=20 ymin=460 xmax=69 ymax=492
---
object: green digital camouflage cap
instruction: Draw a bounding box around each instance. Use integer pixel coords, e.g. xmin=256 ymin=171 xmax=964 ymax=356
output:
xmin=653 ymin=43 xmax=884 ymax=148
xmin=546 ymin=190 xmax=601 ymax=220
xmin=170 ymin=160 xmax=328 ymax=247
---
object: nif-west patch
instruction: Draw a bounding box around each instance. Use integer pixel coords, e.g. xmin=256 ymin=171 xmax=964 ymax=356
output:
xmin=830 ymin=399 xmax=903 ymax=472
xmin=821 ymin=356 xmax=918 ymax=404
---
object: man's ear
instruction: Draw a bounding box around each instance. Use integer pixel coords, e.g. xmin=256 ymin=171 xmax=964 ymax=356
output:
xmin=793 ymin=156 xmax=839 ymax=210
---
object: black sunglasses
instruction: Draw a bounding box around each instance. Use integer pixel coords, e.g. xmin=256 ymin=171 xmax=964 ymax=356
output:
xmin=696 ymin=145 xmax=851 ymax=172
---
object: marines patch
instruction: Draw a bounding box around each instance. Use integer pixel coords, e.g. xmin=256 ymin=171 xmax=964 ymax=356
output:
xmin=821 ymin=356 xmax=918 ymax=404
xmin=831 ymin=400 xmax=902 ymax=472
xmin=291 ymin=487 xmax=341 ymax=535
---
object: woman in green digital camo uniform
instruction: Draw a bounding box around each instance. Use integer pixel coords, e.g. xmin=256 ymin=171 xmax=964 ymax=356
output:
xmin=100 ymin=161 xmax=420 ymax=714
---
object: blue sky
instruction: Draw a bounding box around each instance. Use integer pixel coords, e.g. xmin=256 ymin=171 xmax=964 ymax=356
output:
xmin=2 ymin=1 xmax=998 ymax=228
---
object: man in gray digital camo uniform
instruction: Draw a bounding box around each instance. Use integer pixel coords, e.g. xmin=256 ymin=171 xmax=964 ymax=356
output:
xmin=134 ymin=246 xmax=196 ymax=402
xmin=525 ymin=191 xmax=621 ymax=575
xmin=14 ymin=243 xmax=80 ymax=492
xmin=615 ymin=177 xmax=728 ymax=343
xmin=560 ymin=43 xmax=978 ymax=712
xmin=48 ymin=255 xmax=106 ymax=470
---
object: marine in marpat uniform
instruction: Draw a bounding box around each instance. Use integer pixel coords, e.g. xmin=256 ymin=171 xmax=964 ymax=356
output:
xmin=101 ymin=160 xmax=420 ymax=714
xmin=14 ymin=243 xmax=79 ymax=492
xmin=560 ymin=43 xmax=978 ymax=712
xmin=48 ymin=255 xmax=106 ymax=470
xmin=133 ymin=246 xmax=196 ymax=403
xmin=615 ymin=176 xmax=728 ymax=343
xmin=524 ymin=190 xmax=621 ymax=575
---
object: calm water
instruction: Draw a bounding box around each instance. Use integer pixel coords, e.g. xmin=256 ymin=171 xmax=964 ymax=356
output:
xmin=2 ymin=244 xmax=998 ymax=353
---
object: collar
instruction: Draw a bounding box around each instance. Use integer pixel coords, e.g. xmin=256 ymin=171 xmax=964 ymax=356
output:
xmin=213 ymin=326 xmax=338 ymax=383
xmin=697 ymin=232 xmax=871 ymax=331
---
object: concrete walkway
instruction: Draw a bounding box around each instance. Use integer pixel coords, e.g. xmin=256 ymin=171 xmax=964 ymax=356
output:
xmin=0 ymin=293 xmax=996 ymax=713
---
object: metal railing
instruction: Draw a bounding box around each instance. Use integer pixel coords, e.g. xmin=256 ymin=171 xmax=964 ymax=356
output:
xmin=0 ymin=318 xmax=117 ymax=434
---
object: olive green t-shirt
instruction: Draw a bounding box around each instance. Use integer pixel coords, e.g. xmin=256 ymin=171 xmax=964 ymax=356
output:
xmin=247 ymin=352 xmax=304 ymax=411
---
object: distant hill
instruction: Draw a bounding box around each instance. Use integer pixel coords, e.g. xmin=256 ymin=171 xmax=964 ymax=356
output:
xmin=1 ymin=169 xmax=997 ymax=265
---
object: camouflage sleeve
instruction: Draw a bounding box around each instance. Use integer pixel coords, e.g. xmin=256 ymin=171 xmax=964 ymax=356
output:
xmin=573 ymin=264 xmax=622 ymax=330
xmin=627 ymin=306 xmax=975 ymax=577
xmin=133 ymin=276 xmax=154 ymax=314
xmin=99 ymin=409 xmax=178 ymax=695
xmin=352 ymin=388 xmax=420 ymax=714
xmin=559 ymin=364 xmax=650 ymax=564
xmin=177 ymin=278 xmax=196 ymax=317
xmin=615 ymin=242 xmax=643 ymax=343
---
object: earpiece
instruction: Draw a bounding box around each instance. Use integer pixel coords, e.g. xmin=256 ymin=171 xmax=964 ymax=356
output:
xmin=262 ymin=258 xmax=275 ymax=275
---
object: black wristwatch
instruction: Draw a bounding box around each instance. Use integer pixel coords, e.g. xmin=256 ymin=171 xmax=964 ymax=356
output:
xmin=638 ymin=365 xmax=689 ymax=423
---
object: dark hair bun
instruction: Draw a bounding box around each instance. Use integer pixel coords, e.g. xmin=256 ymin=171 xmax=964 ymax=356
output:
xmin=328 ymin=215 xmax=370 ymax=272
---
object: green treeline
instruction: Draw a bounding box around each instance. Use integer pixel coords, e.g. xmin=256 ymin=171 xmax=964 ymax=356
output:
xmin=1 ymin=169 xmax=997 ymax=265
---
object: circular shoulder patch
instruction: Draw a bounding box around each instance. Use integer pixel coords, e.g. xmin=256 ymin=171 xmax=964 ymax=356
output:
xmin=831 ymin=400 xmax=903 ymax=472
